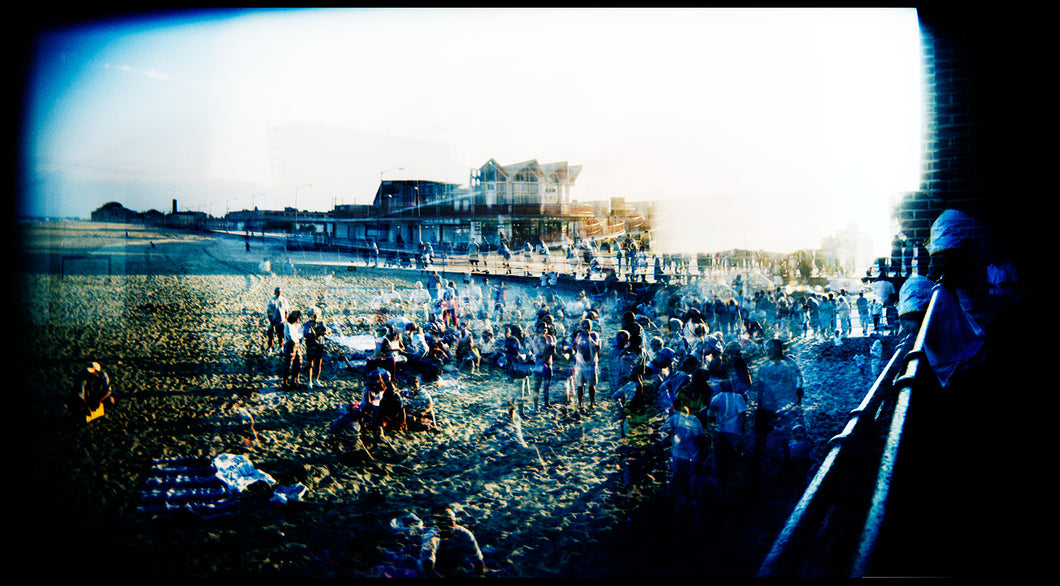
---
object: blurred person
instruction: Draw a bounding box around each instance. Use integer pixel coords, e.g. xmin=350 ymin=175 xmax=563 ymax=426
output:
xmin=266 ymin=287 xmax=289 ymax=353
xmin=72 ymin=361 xmax=114 ymax=421
xmin=671 ymin=366 xmax=712 ymax=423
xmin=751 ymin=338 xmax=804 ymax=489
xmin=454 ymin=322 xmax=481 ymax=374
xmin=530 ymin=320 xmax=557 ymax=412
xmin=378 ymin=380 xmax=407 ymax=432
xmin=571 ymin=318 xmax=601 ymax=410
xmin=836 ymin=289 xmax=852 ymax=337
xmin=419 ymin=505 xmax=485 ymax=578
xmin=856 ymin=292 xmax=870 ymax=335
xmin=358 ymin=366 xmax=393 ymax=431
xmin=281 ymin=310 xmax=304 ymax=389
xmin=819 ymin=293 xmax=837 ymax=340
xmin=660 ymin=405 xmax=709 ymax=533
xmin=303 ymin=307 xmax=329 ymax=389
xmin=644 ymin=335 xmax=678 ymax=387
xmin=707 ymin=379 xmax=749 ymax=502
xmin=402 ymin=376 xmax=436 ymax=432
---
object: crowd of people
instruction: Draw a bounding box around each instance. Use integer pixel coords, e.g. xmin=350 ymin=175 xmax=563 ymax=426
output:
xmin=65 ymin=204 xmax=1033 ymax=576
xmin=280 ymin=254 xmax=887 ymax=562
xmin=261 ymin=242 xmax=919 ymax=573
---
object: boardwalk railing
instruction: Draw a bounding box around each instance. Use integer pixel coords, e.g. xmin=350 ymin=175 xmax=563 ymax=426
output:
xmin=758 ymin=287 xmax=946 ymax=578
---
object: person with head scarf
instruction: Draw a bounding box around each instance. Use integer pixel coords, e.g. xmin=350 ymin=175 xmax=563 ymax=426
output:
xmin=921 ymin=210 xmax=991 ymax=388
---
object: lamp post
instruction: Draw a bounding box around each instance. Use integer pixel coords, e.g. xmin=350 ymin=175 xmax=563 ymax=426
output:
xmin=380 ymin=167 xmax=404 ymax=182
xmin=251 ymin=192 xmax=266 ymax=240
xmin=295 ymin=184 xmax=311 ymax=234
xmin=380 ymin=168 xmax=403 ymax=218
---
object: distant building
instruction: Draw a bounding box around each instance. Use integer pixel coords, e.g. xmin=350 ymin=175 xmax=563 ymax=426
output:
xmin=90 ymin=202 xmax=139 ymax=223
xmin=221 ymin=158 xmax=655 ymax=252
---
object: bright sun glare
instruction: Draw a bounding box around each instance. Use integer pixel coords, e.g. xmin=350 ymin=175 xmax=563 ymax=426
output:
xmin=25 ymin=8 xmax=923 ymax=262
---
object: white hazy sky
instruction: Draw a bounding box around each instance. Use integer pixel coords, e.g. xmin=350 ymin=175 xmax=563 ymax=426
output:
xmin=22 ymin=7 xmax=924 ymax=258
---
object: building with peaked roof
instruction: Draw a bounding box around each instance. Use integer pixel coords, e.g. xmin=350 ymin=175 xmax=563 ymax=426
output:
xmin=223 ymin=158 xmax=653 ymax=253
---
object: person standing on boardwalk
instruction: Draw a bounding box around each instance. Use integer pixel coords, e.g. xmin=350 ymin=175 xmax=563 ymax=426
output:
xmin=266 ymin=287 xmax=289 ymax=353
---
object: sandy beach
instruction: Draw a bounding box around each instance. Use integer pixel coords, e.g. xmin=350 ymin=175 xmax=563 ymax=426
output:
xmin=14 ymin=220 xmax=887 ymax=579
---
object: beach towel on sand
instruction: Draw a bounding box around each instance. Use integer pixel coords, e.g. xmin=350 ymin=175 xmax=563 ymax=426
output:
xmin=135 ymin=455 xmax=277 ymax=521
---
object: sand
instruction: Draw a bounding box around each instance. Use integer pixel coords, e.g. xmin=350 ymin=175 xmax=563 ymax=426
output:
xmin=14 ymin=220 xmax=889 ymax=579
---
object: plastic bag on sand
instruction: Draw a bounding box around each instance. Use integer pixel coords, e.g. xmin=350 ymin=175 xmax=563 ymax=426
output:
xmin=389 ymin=512 xmax=424 ymax=536
xmin=213 ymin=454 xmax=276 ymax=492
xmin=270 ymin=483 xmax=308 ymax=505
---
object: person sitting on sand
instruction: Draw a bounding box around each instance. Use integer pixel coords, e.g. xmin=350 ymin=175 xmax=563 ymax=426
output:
xmin=419 ymin=505 xmax=485 ymax=578
xmin=72 ymin=361 xmax=114 ymax=420
xmin=402 ymin=377 xmax=436 ymax=431
xmin=358 ymin=367 xmax=393 ymax=430
xmin=375 ymin=325 xmax=405 ymax=378
xmin=379 ymin=381 xmax=406 ymax=432
xmin=406 ymin=323 xmax=430 ymax=360
xmin=454 ymin=322 xmax=481 ymax=374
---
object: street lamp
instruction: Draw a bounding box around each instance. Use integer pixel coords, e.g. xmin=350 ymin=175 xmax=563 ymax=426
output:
xmin=295 ymin=184 xmax=311 ymax=233
xmin=381 ymin=167 xmax=404 ymax=182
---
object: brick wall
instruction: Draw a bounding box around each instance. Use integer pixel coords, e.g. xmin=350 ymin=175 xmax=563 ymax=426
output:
xmin=898 ymin=9 xmax=1043 ymax=289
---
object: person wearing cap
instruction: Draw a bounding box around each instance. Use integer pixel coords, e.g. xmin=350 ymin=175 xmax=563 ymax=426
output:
xmin=73 ymin=362 xmax=114 ymax=419
xmin=571 ymin=318 xmax=601 ymax=411
xmin=303 ymin=307 xmax=329 ymax=389
xmin=419 ymin=505 xmax=485 ymax=578
xmin=752 ymin=338 xmax=804 ymax=486
xmin=265 ymin=287 xmax=289 ymax=353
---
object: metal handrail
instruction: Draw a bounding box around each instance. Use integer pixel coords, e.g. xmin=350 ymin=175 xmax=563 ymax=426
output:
xmin=758 ymin=288 xmax=945 ymax=577
xmin=757 ymin=338 xmax=909 ymax=576
xmin=849 ymin=287 xmax=942 ymax=576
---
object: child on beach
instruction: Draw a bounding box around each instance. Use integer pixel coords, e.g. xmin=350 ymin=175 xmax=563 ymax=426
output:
xmin=281 ymin=310 xmax=304 ymax=389
xmin=303 ymin=307 xmax=329 ymax=389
